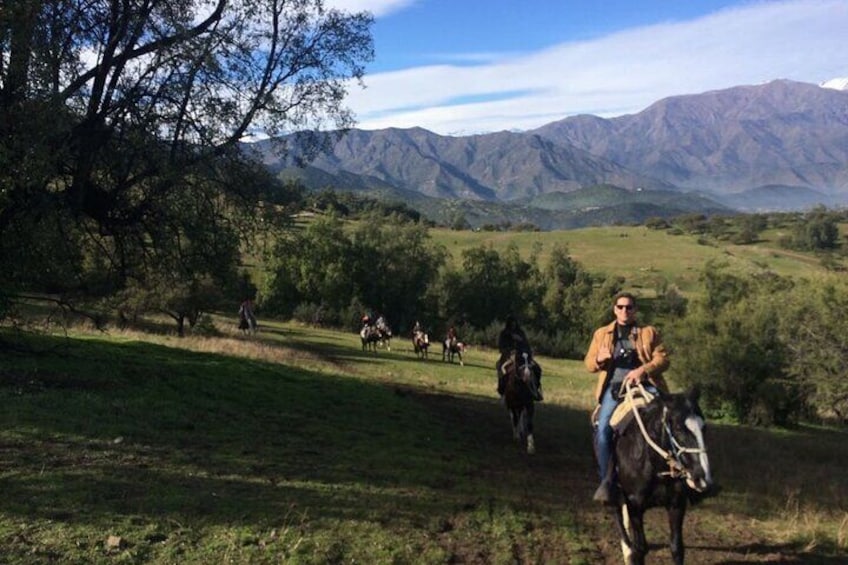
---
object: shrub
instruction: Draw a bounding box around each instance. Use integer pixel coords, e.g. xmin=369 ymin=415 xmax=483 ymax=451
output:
xmin=189 ymin=314 xmax=221 ymax=337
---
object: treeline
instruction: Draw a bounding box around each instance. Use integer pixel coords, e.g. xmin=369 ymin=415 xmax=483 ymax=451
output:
xmin=260 ymin=211 xmax=683 ymax=358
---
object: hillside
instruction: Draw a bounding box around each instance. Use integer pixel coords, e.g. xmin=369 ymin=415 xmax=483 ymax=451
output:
xmin=429 ymin=223 xmax=843 ymax=295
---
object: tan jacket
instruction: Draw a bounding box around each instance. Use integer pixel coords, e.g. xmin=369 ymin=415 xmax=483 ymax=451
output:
xmin=584 ymin=321 xmax=669 ymax=403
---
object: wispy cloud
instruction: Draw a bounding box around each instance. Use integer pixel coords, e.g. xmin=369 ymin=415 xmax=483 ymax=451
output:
xmin=344 ymin=0 xmax=848 ymax=135
xmin=326 ymin=0 xmax=417 ymax=17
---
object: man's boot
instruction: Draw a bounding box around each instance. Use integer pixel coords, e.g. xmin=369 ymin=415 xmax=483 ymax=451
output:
xmin=593 ymin=457 xmax=616 ymax=504
xmin=592 ymin=480 xmax=613 ymax=504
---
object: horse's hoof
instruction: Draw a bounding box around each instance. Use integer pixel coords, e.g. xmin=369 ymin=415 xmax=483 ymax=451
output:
xmin=527 ymin=436 xmax=536 ymax=454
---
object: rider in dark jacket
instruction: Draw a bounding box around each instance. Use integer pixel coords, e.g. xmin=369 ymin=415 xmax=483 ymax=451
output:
xmin=496 ymin=315 xmax=543 ymax=401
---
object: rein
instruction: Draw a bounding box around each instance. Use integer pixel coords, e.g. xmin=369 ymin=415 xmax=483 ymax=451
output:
xmin=623 ymin=382 xmax=707 ymax=481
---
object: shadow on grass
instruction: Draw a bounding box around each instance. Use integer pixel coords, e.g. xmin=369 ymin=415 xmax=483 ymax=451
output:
xmin=1 ymin=331 xmax=846 ymax=563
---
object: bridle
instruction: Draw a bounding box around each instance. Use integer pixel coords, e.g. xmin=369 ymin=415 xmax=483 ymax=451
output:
xmin=623 ymin=382 xmax=708 ymax=484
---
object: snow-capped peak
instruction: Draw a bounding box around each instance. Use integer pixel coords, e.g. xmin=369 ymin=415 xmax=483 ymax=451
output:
xmin=820 ymin=77 xmax=848 ymax=91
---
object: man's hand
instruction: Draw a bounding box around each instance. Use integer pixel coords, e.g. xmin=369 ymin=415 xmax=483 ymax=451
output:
xmin=596 ymin=347 xmax=612 ymax=365
xmin=625 ymin=367 xmax=646 ymax=385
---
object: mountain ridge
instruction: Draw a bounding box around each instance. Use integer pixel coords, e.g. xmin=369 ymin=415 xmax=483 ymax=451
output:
xmin=253 ymin=79 xmax=848 ymax=223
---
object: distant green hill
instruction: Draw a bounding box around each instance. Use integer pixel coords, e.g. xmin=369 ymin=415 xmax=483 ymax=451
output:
xmin=525 ymin=184 xmax=728 ymax=214
xmin=429 ymin=223 xmax=840 ymax=296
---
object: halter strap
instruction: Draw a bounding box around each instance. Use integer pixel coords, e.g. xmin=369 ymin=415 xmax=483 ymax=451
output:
xmin=623 ymin=382 xmax=707 ymax=481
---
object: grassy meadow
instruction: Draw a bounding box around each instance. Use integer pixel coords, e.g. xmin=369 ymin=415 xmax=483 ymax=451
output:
xmin=2 ymin=314 xmax=847 ymax=564
xmin=430 ymin=224 xmax=842 ymax=295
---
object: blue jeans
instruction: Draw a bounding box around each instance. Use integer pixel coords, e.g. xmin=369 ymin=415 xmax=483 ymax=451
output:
xmin=595 ymin=383 xmax=657 ymax=481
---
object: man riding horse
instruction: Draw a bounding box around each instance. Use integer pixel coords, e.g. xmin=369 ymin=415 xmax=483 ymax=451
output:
xmin=496 ymin=315 xmax=542 ymax=401
xmin=584 ymin=292 xmax=670 ymax=504
xmin=238 ymin=298 xmax=257 ymax=334
xmin=412 ymin=320 xmax=429 ymax=359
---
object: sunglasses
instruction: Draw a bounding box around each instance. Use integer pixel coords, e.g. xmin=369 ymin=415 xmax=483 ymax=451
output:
xmin=615 ymin=304 xmax=634 ymax=311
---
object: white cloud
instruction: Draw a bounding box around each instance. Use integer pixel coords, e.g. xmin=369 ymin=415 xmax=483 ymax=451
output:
xmin=325 ymin=0 xmax=417 ymax=17
xmin=345 ymin=0 xmax=848 ymax=135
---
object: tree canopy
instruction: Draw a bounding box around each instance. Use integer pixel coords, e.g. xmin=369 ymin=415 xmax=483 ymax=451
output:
xmin=1 ymin=0 xmax=374 ymax=323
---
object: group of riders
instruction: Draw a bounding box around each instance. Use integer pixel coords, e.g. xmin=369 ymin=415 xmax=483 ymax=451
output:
xmin=242 ymin=293 xmax=694 ymax=506
xmin=370 ymin=291 xmax=676 ymax=505
xmin=240 ymin=292 xmax=676 ymax=504
xmin=244 ymin=294 xmax=673 ymax=504
xmin=406 ymin=314 xmax=545 ymax=400
xmin=360 ymin=313 xmax=393 ymax=346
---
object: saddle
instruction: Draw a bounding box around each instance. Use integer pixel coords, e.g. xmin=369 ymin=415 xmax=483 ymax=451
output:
xmin=591 ymin=384 xmax=656 ymax=431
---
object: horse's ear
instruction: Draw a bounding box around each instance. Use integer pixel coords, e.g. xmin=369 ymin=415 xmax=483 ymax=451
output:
xmin=687 ymin=385 xmax=701 ymax=404
xmin=655 ymin=387 xmax=672 ymax=404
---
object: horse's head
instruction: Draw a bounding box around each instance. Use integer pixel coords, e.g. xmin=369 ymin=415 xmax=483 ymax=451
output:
xmin=659 ymin=386 xmax=713 ymax=493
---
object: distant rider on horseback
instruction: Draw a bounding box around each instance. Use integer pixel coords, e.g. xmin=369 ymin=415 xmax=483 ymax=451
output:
xmin=446 ymin=324 xmax=457 ymax=345
xmin=496 ymin=315 xmax=543 ymax=401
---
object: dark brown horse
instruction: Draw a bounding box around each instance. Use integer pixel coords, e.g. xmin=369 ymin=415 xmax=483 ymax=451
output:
xmin=608 ymin=386 xmax=714 ymax=564
xmin=503 ymin=351 xmax=537 ymax=454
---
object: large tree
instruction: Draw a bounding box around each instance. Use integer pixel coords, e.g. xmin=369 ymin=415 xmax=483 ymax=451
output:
xmin=0 ymin=0 xmax=373 ymax=316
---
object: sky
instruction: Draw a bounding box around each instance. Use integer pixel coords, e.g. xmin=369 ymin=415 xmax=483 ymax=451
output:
xmin=326 ymin=0 xmax=848 ymax=136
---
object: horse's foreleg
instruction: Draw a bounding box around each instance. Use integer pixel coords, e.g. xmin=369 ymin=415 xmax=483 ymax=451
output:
xmin=628 ymin=508 xmax=648 ymax=565
xmin=618 ymin=504 xmax=635 ymax=564
xmin=526 ymin=433 xmax=535 ymax=454
xmin=667 ymin=504 xmax=686 ymax=565
xmin=510 ymin=410 xmax=520 ymax=441
xmin=614 ymin=503 xmax=635 ymax=563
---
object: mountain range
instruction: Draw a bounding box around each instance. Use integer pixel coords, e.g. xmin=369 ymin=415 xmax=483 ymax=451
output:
xmin=249 ymin=79 xmax=848 ymax=228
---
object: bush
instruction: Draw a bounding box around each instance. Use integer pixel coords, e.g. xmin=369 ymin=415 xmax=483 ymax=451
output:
xmin=645 ymin=217 xmax=670 ymax=230
xmin=292 ymin=302 xmax=340 ymax=327
xmin=748 ymin=380 xmax=805 ymax=427
xmin=189 ymin=314 xmax=221 ymax=337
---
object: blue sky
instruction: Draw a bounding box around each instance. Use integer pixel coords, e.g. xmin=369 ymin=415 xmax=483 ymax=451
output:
xmin=329 ymin=0 xmax=848 ymax=135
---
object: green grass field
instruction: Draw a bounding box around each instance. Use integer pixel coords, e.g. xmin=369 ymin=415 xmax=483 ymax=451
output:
xmin=430 ymin=225 xmax=841 ymax=295
xmin=2 ymin=317 xmax=846 ymax=564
